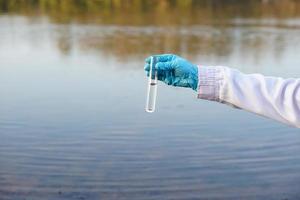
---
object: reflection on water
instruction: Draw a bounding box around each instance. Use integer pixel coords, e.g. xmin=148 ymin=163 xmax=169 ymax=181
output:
xmin=1 ymin=1 xmax=300 ymax=200
xmin=2 ymin=16 xmax=300 ymax=76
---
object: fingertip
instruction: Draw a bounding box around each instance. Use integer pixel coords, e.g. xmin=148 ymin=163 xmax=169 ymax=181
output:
xmin=145 ymin=56 xmax=152 ymax=64
xmin=145 ymin=71 xmax=149 ymax=77
xmin=144 ymin=63 xmax=150 ymax=71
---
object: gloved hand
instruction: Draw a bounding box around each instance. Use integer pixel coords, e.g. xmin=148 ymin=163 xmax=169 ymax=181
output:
xmin=144 ymin=54 xmax=198 ymax=91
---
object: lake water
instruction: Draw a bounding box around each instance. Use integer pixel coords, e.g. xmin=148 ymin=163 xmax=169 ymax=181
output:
xmin=1 ymin=3 xmax=300 ymax=200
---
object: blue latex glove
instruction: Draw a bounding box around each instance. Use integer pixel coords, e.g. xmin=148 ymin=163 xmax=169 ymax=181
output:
xmin=144 ymin=54 xmax=198 ymax=91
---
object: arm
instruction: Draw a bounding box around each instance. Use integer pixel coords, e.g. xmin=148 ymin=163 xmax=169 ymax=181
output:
xmin=144 ymin=54 xmax=300 ymax=128
xmin=198 ymin=66 xmax=300 ymax=128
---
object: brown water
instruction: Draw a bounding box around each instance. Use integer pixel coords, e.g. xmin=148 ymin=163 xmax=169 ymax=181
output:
xmin=1 ymin=1 xmax=300 ymax=200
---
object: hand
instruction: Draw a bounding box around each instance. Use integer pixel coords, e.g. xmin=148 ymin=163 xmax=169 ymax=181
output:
xmin=144 ymin=54 xmax=198 ymax=91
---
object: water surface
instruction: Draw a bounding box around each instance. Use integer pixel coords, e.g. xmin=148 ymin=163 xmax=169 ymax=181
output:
xmin=1 ymin=2 xmax=300 ymax=200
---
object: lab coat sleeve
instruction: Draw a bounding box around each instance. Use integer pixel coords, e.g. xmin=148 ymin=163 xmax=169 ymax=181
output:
xmin=197 ymin=66 xmax=300 ymax=128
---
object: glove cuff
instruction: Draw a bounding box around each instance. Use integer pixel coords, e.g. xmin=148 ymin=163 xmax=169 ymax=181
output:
xmin=190 ymin=64 xmax=199 ymax=91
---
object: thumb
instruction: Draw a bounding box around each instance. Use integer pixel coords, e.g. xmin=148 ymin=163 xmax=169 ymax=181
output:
xmin=155 ymin=61 xmax=175 ymax=71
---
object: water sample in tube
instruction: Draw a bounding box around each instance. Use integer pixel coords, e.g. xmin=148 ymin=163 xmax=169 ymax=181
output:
xmin=145 ymin=56 xmax=158 ymax=113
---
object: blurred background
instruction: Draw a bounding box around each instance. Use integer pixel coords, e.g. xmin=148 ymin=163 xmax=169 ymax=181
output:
xmin=0 ymin=1 xmax=300 ymax=200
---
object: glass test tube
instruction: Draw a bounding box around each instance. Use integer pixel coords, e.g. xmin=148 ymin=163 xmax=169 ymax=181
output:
xmin=145 ymin=56 xmax=158 ymax=113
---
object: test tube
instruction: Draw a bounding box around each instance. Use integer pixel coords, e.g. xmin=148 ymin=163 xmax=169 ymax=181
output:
xmin=145 ymin=56 xmax=158 ymax=113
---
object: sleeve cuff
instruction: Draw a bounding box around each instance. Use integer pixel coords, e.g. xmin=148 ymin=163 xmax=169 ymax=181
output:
xmin=197 ymin=65 xmax=224 ymax=101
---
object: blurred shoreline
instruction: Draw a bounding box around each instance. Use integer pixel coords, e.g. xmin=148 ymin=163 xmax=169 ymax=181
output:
xmin=1 ymin=0 xmax=300 ymax=25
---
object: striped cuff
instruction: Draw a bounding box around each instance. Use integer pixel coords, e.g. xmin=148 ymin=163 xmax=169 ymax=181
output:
xmin=197 ymin=66 xmax=224 ymax=101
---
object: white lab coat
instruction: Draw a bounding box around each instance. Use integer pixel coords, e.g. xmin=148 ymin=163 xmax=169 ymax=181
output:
xmin=197 ymin=66 xmax=300 ymax=128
